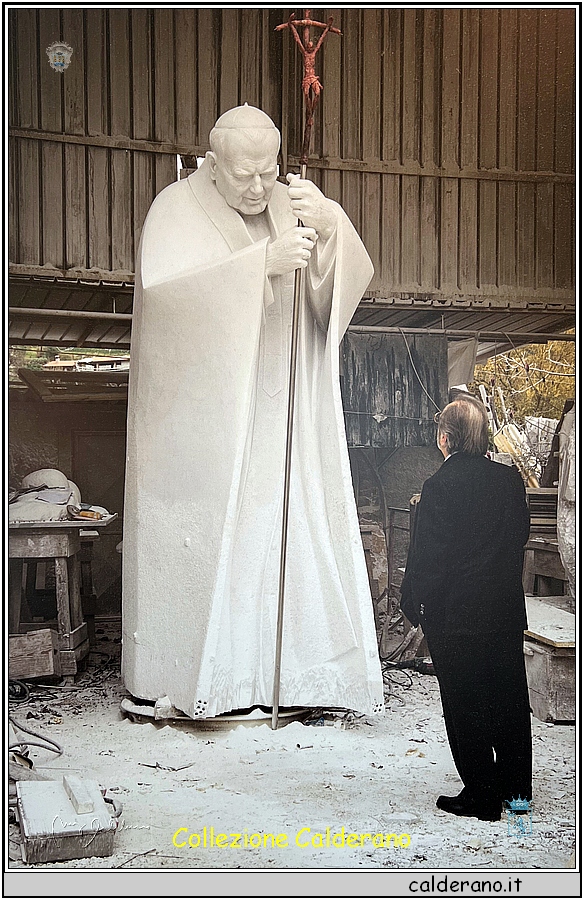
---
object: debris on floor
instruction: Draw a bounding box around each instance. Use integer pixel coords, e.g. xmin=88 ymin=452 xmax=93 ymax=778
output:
xmin=7 ymin=623 xmax=575 ymax=870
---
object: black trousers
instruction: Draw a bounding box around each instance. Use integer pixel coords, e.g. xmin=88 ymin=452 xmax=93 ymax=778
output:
xmin=424 ymin=628 xmax=532 ymax=804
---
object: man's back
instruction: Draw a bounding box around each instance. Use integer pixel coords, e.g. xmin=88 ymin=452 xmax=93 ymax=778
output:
xmin=404 ymin=454 xmax=530 ymax=635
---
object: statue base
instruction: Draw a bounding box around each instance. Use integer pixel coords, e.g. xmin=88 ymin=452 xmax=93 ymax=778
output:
xmin=120 ymin=696 xmax=308 ymax=731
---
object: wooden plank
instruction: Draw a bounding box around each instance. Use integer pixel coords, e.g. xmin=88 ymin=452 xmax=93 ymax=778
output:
xmin=133 ymin=152 xmax=154 ymax=268
xmin=401 ymin=9 xmax=420 ymax=164
xmin=239 ymin=9 xmax=260 ymax=107
xmin=498 ymin=182 xmax=517 ymax=287
xmin=38 ymin=9 xmax=62 ymax=134
xmin=361 ymin=9 xmax=382 ymax=284
xmin=401 ymin=176 xmax=420 ymax=289
xmin=517 ymin=10 xmax=538 ymax=172
xmin=64 ymin=144 xmax=87 ymax=269
xmin=459 ymin=180 xmax=478 ymax=289
xmin=9 ymin=138 xmax=19 ymax=262
xmin=341 ymin=9 xmax=361 ymax=235
xmin=554 ymin=183 xmax=574 ymax=289
xmin=40 ymin=143 xmax=64 ymax=269
xmin=460 ymin=9 xmax=479 ymax=169
xmin=382 ymin=9 xmax=402 ymax=162
xmin=420 ymin=176 xmax=439 ymax=290
xmin=109 ymin=9 xmax=131 ymax=136
xmin=536 ymin=8 xmax=557 ymax=171
xmin=262 ymin=10 xmax=282 ymax=125
xmin=342 ymin=8 xmax=361 ymax=161
xmin=536 ymin=182 xmax=554 ymax=288
xmin=62 ymin=8 xmax=85 ymax=136
xmin=479 ymin=9 xmax=498 ymax=169
xmin=421 ymin=9 xmax=439 ymax=168
xmin=153 ymin=8 xmax=175 ymax=143
xmin=498 ymin=8 xmax=518 ymax=170
xmin=15 ymin=9 xmax=39 ymax=128
xmin=219 ymin=9 xmax=237 ymax=115
xmin=58 ymin=10 xmax=87 ymax=271
xmin=197 ymin=10 xmax=218 ymax=146
xmin=131 ymin=9 xmax=153 ymax=141
xmin=517 ymin=183 xmax=536 ymax=288
xmin=440 ymin=178 xmax=459 ymax=289
xmin=479 ymin=182 xmax=497 ymax=287
xmin=108 ymin=9 xmax=132 ymax=273
xmin=175 ymin=10 xmax=197 ymax=145
xmin=7 ymin=11 xmax=18 ymax=126
xmin=321 ymin=7 xmax=342 ymax=203
xmin=440 ymin=9 xmax=460 ymax=169
xmin=111 ymin=150 xmax=133 ymax=271
xmin=18 ymin=140 xmax=41 ymax=266
xmin=85 ymin=9 xmax=107 ymax=137
xmin=88 ymin=147 xmax=111 ymax=271
xmin=37 ymin=10 xmax=64 ymax=268
xmin=362 ymin=9 xmax=381 ymax=163
xmin=382 ymin=175 xmax=401 ymax=290
xmin=155 ymin=154 xmax=177 ymax=198
xmin=554 ymin=9 xmax=575 ymax=174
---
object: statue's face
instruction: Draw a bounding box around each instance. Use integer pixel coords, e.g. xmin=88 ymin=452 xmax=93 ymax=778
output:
xmin=209 ymin=132 xmax=279 ymax=215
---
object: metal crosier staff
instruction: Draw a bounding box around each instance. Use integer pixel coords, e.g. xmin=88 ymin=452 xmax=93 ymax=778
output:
xmin=271 ymin=11 xmax=341 ymax=730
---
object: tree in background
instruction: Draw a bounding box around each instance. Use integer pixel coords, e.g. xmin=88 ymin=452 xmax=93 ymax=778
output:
xmin=471 ymin=338 xmax=575 ymax=425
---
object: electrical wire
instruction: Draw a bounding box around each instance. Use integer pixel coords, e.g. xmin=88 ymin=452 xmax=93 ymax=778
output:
xmin=398 ymin=328 xmax=442 ymax=413
xmin=8 ymin=680 xmax=30 ymax=704
xmin=9 ymin=715 xmax=63 ymax=757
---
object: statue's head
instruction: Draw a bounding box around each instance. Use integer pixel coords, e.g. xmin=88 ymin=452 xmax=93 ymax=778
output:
xmin=207 ymin=104 xmax=281 ymax=215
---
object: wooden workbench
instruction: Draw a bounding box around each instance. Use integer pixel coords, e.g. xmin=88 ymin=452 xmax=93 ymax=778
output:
xmin=8 ymin=516 xmax=117 ymax=678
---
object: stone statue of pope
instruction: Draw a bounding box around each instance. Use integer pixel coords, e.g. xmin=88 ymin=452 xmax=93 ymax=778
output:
xmin=122 ymin=105 xmax=384 ymax=719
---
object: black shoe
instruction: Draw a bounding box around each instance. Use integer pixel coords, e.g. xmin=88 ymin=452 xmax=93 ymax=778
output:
xmin=436 ymin=793 xmax=502 ymax=822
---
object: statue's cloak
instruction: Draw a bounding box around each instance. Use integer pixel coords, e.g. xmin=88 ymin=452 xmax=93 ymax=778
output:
xmin=122 ymin=161 xmax=384 ymax=718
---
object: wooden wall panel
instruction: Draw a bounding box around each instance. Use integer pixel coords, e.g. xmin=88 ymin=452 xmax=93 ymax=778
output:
xmin=8 ymin=7 xmax=575 ymax=307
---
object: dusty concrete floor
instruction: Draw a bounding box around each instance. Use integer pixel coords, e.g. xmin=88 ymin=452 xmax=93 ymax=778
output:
xmin=8 ymin=625 xmax=575 ymax=873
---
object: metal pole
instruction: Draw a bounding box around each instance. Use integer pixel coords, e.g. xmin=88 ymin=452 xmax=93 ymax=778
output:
xmin=271 ymin=163 xmax=307 ymax=731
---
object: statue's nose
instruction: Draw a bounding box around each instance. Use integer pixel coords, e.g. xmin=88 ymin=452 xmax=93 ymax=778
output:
xmin=249 ymin=174 xmax=263 ymax=195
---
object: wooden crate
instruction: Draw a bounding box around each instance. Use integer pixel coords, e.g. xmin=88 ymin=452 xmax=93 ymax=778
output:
xmin=524 ymin=597 xmax=575 ymax=723
xmin=9 ymin=629 xmax=61 ymax=679
xmin=524 ymin=641 xmax=575 ymax=723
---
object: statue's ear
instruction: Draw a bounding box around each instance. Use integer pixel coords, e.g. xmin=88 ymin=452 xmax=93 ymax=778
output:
xmin=206 ymin=151 xmax=217 ymax=180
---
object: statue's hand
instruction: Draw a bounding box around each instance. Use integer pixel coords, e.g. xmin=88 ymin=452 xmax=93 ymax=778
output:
xmin=266 ymin=226 xmax=318 ymax=276
xmin=286 ymin=174 xmax=337 ymax=242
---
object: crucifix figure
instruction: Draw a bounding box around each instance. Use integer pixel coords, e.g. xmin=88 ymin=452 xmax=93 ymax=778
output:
xmin=276 ymin=12 xmax=340 ymax=113
xmin=276 ymin=10 xmax=341 ymax=163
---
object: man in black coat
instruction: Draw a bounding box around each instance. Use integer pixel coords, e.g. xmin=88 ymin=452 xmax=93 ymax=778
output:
xmin=400 ymin=396 xmax=532 ymax=821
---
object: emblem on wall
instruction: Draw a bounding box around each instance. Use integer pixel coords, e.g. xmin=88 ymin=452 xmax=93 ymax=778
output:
xmin=46 ymin=41 xmax=73 ymax=72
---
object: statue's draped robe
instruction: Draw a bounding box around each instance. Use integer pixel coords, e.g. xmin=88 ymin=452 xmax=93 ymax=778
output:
xmin=122 ymin=160 xmax=384 ymax=718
